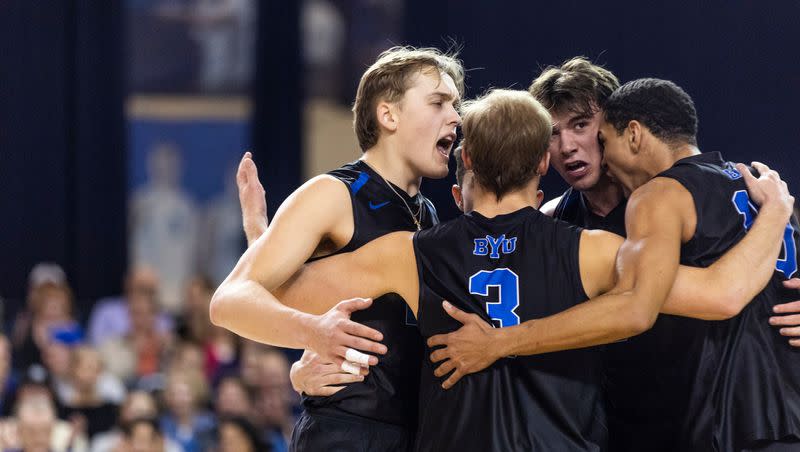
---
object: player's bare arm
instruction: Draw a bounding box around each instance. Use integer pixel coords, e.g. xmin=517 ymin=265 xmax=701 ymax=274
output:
xmin=211 ymin=174 xmax=387 ymax=367
xmin=274 ymin=231 xmax=420 ymax=316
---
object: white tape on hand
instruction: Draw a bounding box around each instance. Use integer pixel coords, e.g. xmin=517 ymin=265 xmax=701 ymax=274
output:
xmin=345 ymin=348 xmax=371 ymax=366
xmin=340 ymin=360 xmax=362 ymax=375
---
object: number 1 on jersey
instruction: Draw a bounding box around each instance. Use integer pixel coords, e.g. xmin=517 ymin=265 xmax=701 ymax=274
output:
xmin=732 ymin=190 xmax=798 ymax=278
xmin=468 ymin=268 xmax=521 ymax=327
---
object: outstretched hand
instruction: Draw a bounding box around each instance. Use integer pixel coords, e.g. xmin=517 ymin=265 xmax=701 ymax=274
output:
xmin=307 ymin=298 xmax=388 ymax=374
xmin=426 ymin=301 xmax=499 ymax=389
xmin=237 ymin=151 xmax=269 ymax=244
xmin=770 ymin=278 xmax=800 ymax=347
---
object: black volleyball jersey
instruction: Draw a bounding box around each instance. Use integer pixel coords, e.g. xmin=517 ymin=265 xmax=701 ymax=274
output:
xmin=301 ymin=160 xmax=438 ymax=428
xmin=553 ymin=186 xmax=627 ymax=237
xmin=554 ymin=182 xmax=703 ymax=452
xmin=656 ymin=152 xmax=800 ymax=451
xmin=412 ymin=207 xmax=606 ymax=452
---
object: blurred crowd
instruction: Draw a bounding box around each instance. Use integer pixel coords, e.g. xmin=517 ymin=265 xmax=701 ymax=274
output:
xmin=0 ymin=262 xmax=296 ymax=452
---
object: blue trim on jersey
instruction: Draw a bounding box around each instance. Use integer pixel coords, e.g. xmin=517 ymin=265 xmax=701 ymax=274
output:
xmin=351 ymin=172 xmax=369 ymax=195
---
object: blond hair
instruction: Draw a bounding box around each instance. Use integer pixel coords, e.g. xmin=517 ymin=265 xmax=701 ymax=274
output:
xmin=352 ymin=46 xmax=464 ymax=151
xmin=460 ymin=89 xmax=551 ymax=199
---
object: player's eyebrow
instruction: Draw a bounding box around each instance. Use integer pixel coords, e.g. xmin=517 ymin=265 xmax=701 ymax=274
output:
xmin=567 ymin=113 xmax=593 ymax=126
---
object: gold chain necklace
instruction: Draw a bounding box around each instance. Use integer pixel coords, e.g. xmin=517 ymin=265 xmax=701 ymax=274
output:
xmin=364 ymin=162 xmax=423 ymax=230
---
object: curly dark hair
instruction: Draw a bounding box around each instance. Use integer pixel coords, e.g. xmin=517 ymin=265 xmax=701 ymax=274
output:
xmin=603 ymin=78 xmax=698 ymax=146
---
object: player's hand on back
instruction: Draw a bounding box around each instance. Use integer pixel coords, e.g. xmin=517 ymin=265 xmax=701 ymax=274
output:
xmin=737 ymin=161 xmax=794 ymax=219
xmin=290 ymin=350 xmax=368 ymax=397
xmin=307 ymin=297 xmax=388 ymax=374
xmin=769 ymin=278 xmax=800 ymax=347
xmin=426 ymin=301 xmax=500 ymax=390
xmin=237 ymin=151 xmax=269 ymax=244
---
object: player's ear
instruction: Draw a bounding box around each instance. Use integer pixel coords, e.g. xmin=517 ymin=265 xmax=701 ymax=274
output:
xmin=628 ymin=120 xmax=642 ymax=154
xmin=451 ymin=184 xmax=464 ymax=212
xmin=377 ymin=101 xmax=398 ymax=132
xmin=535 ymin=189 xmax=544 ymax=208
xmin=536 ymin=152 xmax=550 ymax=176
xmin=461 ymin=145 xmax=474 ymax=170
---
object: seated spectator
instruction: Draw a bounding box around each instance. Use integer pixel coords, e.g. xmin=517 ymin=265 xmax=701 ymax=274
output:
xmin=98 ymin=292 xmax=173 ymax=385
xmin=59 ymin=347 xmax=118 ymax=440
xmin=13 ymin=282 xmax=76 ymax=373
xmin=90 ymin=391 xmax=180 ymax=452
xmin=43 ymin=328 xmax=125 ymax=407
xmin=6 ymin=395 xmax=56 ymax=452
xmin=159 ymin=369 xmax=214 ymax=452
xmin=176 ymin=276 xmax=238 ymax=382
xmin=254 ymin=350 xmax=293 ymax=452
xmin=213 ymin=375 xmax=251 ymax=418
xmin=116 ymin=417 xmax=169 ymax=452
xmin=218 ymin=417 xmax=268 ymax=452
xmin=9 ymin=264 xmax=67 ymax=361
xmin=87 ymin=267 xmax=173 ymax=347
xmin=0 ymin=381 xmax=88 ymax=452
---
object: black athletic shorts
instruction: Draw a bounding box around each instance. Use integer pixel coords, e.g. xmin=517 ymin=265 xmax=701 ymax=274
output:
xmin=290 ymin=411 xmax=412 ymax=452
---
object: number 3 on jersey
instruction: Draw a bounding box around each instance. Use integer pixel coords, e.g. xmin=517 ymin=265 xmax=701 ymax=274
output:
xmin=732 ymin=190 xmax=798 ymax=278
xmin=468 ymin=268 xmax=520 ymax=327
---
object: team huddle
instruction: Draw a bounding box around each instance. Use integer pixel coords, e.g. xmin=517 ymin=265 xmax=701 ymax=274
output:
xmin=210 ymin=47 xmax=800 ymax=451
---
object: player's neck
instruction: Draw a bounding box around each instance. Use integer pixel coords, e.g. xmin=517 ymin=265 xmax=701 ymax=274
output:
xmin=581 ymin=174 xmax=625 ymax=217
xmin=645 ymin=143 xmax=701 ymax=180
xmin=471 ymin=179 xmax=540 ymax=218
xmin=361 ymin=147 xmax=421 ymax=197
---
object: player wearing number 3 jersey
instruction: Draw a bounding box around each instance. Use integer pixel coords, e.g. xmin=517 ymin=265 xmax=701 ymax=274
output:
xmin=248 ymin=88 xmax=793 ymax=451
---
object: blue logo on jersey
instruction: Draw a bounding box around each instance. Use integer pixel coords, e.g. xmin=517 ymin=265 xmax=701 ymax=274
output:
xmin=369 ymin=200 xmax=390 ymax=210
xmin=723 ymin=168 xmax=742 ymax=180
xmin=473 ymin=234 xmax=517 ymax=259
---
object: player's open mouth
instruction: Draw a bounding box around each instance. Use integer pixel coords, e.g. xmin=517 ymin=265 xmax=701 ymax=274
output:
xmin=436 ymin=134 xmax=456 ymax=159
xmin=565 ymin=160 xmax=589 ymax=178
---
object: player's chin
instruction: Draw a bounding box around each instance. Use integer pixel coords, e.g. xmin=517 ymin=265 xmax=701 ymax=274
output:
xmin=424 ymin=163 xmax=450 ymax=180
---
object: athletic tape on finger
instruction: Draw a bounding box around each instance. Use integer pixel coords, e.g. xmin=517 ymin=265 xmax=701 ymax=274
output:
xmin=340 ymin=361 xmax=362 ymax=375
xmin=345 ymin=348 xmax=372 ymax=366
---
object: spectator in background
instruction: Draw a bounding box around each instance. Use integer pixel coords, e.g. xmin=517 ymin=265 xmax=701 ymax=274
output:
xmin=253 ymin=350 xmax=292 ymax=452
xmin=159 ymin=368 xmax=214 ymax=452
xmin=0 ymin=336 xmax=18 ymax=417
xmin=217 ymin=417 xmax=267 ymax=452
xmin=87 ymin=267 xmax=173 ymax=348
xmin=43 ymin=326 xmax=125 ymax=408
xmin=98 ymin=293 xmax=173 ymax=386
xmin=130 ymin=143 xmax=197 ymax=314
xmin=115 ymin=417 xmax=167 ymax=452
xmin=213 ymin=375 xmax=251 ymax=418
xmin=59 ymin=347 xmax=118 ymax=440
xmin=0 ymin=381 xmax=88 ymax=452
xmin=176 ymin=276 xmax=238 ymax=382
xmin=9 ymin=263 xmax=67 ymax=357
xmin=5 ymin=395 xmax=56 ymax=452
xmin=90 ymin=391 xmax=180 ymax=452
xmin=13 ymin=282 xmax=77 ymax=373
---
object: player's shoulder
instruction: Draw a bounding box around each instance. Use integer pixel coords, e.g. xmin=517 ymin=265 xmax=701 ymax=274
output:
xmin=630 ymin=177 xmax=692 ymax=208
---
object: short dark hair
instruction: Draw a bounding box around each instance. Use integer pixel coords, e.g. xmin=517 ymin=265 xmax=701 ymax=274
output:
xmin=604 ymin=78 xmax=698 ymax=146
xmin=529 ymin=57 xmax=619 ymax=116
